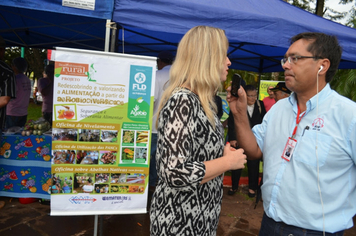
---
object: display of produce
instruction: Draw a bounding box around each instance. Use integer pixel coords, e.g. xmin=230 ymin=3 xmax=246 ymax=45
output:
xmin=22 ymin=119 xmax=51 ymax=136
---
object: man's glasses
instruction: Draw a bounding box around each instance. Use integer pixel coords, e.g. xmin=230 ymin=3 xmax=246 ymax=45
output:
xmin=281 ymin=55 xmax=322 ymax=66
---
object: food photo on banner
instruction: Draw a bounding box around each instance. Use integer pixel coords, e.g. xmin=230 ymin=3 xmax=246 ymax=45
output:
xmin=50 ymin=47 xmax=156 ymax=216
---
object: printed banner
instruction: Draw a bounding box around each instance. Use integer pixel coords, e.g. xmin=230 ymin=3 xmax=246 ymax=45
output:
xmin=50 ymin=47 xmax=156 ymax=216
xmin=258 ymin=80 xmax=281 ymax=100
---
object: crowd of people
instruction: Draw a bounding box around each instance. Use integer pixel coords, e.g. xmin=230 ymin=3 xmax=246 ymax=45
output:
xmin=52 ymin=150 xmax=76 ymax=164
xmin=51 ymin=174 xmax=72 ymax=194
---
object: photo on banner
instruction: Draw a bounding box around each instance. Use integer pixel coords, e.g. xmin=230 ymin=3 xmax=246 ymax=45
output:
xmin=50 ymin=47 xmax=156 ymax=216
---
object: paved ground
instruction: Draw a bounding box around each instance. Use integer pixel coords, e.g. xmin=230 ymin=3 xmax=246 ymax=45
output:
xmin=0 ymin=186 xmax=355 ymax=236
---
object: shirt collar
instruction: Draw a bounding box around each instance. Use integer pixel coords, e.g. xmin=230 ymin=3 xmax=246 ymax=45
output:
xmin=288 ymin=83 xmax=332 ymax=115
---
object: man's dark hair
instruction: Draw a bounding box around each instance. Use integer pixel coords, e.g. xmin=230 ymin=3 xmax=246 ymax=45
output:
xmin=45 ymin=64 xmax=54 ymax=76
xmin=290 ymin=32 xmax=342 ymax=83
xmin=159 ymin=58 xmax=173 ymax=65
xmin=12 ymin=57 xmax=28 ymax=73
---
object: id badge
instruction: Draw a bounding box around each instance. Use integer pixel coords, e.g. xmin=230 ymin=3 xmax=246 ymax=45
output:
xmin=281 ymin=137 xmax=297 ymax=161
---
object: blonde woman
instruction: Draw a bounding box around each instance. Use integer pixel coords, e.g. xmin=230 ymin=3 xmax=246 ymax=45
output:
xmin=150 ymin=26 xmax=247 ymax=236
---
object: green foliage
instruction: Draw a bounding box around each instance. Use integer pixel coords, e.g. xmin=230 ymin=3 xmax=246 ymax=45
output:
xmin=4 ymin=47 xmax=48 ymax=81
xmin=27 ymin=102 xmax=43 ymax=122
xmin=330 ymin=69 xmax=356 ymax=102
xmin=289 ymin=0 xmax=314 ymax=12
xmin=346 ymin=5 xmax=356 ymax=27
xmin=287 ymin=0 xmax=355 ymax=23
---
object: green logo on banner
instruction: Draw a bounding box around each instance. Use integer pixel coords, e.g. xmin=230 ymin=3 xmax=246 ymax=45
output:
xmin=127 ymin=66 xmax=152 ymax=122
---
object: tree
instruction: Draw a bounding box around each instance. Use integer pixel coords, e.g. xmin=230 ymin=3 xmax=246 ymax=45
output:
xmin=330 ymin=69 xmax=356 ymax=101
xmin=4 ymin=47 xmax=48 ymax=84
xmin=287 ymin=0 xmax=355 ymax=22
xmin=287 ymin=0 xmax=356 ymax=102
xmin=315 ymin=0 xmax=325 ymax=16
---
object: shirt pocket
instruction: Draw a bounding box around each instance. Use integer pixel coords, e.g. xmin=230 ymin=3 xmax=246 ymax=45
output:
xmin=294 ymin=131 xmax=333 ymax=167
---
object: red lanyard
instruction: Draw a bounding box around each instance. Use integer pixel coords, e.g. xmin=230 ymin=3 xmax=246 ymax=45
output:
xmin=291 ymin=104 xmax=305 ymax=139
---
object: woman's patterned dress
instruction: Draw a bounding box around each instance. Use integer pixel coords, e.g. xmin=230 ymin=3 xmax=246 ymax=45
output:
xmin=150 ymin=88 xmax=225 ymax=236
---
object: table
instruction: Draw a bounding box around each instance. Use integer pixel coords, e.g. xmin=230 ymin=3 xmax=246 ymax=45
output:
xmin=0 ymin=134 xmax=52 ymax=199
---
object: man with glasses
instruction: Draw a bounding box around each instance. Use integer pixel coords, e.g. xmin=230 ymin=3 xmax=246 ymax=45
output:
xmin=228 ymin=32 xmax=356 ymax=235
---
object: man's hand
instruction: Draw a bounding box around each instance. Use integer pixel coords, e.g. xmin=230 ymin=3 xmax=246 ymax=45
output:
xmin=230 ymin=140 xmax=238 ymax=148
xmin=0 ymin=96 xmax=11 ymax=108
xmin=227 ymin=85 xmax=247 ymax=116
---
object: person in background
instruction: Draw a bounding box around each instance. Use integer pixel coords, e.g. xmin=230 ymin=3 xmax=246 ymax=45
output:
xmin=69 ymin=150 xmax=75 ymax=164
xmin=150 ymin=25 xmax=247 ymax=236
xmin=38 ymin=64 xmax=54 ymax=126
xmin=51 ymin=182 xmax=60 ymax=194
xmin=227 ymin=77 xmax=246 ymax=196
xmin=228 ymin=32 xmax=356 ymax=235
xmin=149 ymin=51 xmax=174 ymax=192
xmin=262 ymin=86 xmax=275 ymax=112
xmin=215 ymin=94 xmax=224 ymax=119
xmin=33 ymin=86 xmax=38 ymax=104
xmin=0 ymin=36 xmax=16 ymax=209
xmin=5 ymin=57 xmax=31 ymax=129
xmin=62 ymin=182 xmax=71 ymax=193
xmin=228 ymin=84 xmax=266 ymax=197
xmin=270 ymin=82 xmax=291 ymax=102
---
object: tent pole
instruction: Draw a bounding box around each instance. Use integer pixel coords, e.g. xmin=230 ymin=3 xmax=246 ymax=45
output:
xmin=105 ymin=19 xmax=111 ymax=52
xmin=110 ymin=23 xmax=118 ymax=52
xmin=93 ymin=215 xmax=98 ymax=236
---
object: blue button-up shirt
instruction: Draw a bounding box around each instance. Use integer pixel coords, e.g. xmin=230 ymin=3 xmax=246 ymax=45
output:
xmin=253 ymin=84 xmax=356 ymax=233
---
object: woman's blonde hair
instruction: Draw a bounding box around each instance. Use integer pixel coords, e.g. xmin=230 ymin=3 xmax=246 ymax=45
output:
xmin=156 ymin=25 xmax=229 ymax=129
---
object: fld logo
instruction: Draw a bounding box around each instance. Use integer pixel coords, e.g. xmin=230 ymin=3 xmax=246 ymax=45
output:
xmin=312 ymin=115 xmax=325 ymax=131
xmin=134 ymin=72 xmax=146 ymax=83
xmin=133 ymin=72 xmax=147 ymax=90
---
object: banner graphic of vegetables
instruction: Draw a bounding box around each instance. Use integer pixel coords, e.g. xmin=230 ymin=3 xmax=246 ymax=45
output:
xmin=136 ymin=131 xmax=149 ymax=144
xmin=122 ymin=148 xmax=134 ymax=160
xmin=122 ymin=131 xmax=134 ymax=143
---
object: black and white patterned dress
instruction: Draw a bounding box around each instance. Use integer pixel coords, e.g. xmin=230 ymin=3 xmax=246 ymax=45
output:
xmin=150 ymin=88 xmax=224 ymax=236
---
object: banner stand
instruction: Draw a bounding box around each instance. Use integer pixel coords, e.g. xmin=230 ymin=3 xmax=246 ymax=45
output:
xmin=100 ymin=215 xmax=103 ymax=236
xmin=94 ymin=215 xmax=98 ymax=236
xmin=92 ymin=18 xmax=112 ymax=236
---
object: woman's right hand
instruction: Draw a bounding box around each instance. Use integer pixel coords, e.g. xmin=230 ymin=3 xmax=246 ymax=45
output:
xmin=223 ymin=142 xmax=247 ymax=170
